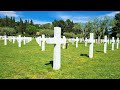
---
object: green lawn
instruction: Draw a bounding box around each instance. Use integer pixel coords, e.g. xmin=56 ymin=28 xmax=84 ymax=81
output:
xmin=0 ymin=39 xmax=120 ymax=79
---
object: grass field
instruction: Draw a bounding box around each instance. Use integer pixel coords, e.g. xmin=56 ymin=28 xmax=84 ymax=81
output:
xmin=0 ymin=39 xmax=120 ymax=79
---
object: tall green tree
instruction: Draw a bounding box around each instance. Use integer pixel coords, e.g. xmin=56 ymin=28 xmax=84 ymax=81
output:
xmin=65 ymin=19 xmax=74 ymax=33
xmin=52 ymin=19 xmax=66 ymax=35
xmin=26 ymin=25 xmax=37 ymax=35
xmin=30 ymin=20 xmax=33 ymax=25
xmin=84 ymin=21 xmax=93 ymax=38
xmin=112 ymin=13 xmax=120 ymax=38
xmin=73 ymin=22 xmax=86 ymax=38
xmin=19 ymin=18 xmax=24 ymax=34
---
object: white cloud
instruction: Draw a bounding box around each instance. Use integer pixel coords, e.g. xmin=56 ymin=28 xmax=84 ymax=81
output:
xmin=73 ymin=19 xmax=89 ymax=23
xmin=59 ymin=15 xmax=71 ymax=20
xmin=73 ymin=16 xmax=89 ymax=20
xmin=98 ymin=11 xmax=120 ymax=19
xmin=0 ymin=11 xmax=19 ymax=17
xmin=106 ymin=11 xmax=120 ymax=17
xmin=58 ymin=15 xmax=90 ymax=23
xmin=72 ymin=16 xmax=90 ymax=23
xmin=33 ymin=20 xmax=51 ymax=24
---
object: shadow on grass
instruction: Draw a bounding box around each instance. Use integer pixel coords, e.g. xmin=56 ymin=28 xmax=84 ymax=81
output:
xmin=80 ymin=54 xmax=89 ymax=57
xmin=96 ymin=50 xmax=103 ymax=53
xmin=107 ymin=48 xmax=112 ymax=50
xmin=45 ymin=61 xmax=53 ymax=67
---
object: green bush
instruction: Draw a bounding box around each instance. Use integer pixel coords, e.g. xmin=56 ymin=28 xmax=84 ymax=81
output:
xmin=37 ymin=29 xmax=54 ymax=37
xmin=0 ymin=27 xmax=16 ymax=36
xmin=63 ymin=32 xmax=77 ymax=38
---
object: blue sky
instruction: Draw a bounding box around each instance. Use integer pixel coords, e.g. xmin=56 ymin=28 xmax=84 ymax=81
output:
xmin=0 ymin=11 xmax=120 ymax=24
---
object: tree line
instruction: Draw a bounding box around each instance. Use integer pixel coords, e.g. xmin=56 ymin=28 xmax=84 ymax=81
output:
xmin=0 ymin=12 xmax=120 ymax=39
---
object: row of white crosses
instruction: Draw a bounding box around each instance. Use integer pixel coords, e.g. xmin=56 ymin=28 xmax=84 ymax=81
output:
xmin=68 ymin=38 xmax=75 ymax=45
xmin=103 ymin=36 xmax=119 ymax=53
xmin=36 ymin=35 xmax=67 ymax=51
xmin=46 ymin=28 xmax=97 ymax=70
xmin=3 ymin=35 xmax=32 ymax=47
xmin=111 ymin=37 xmax=119 ymax=50
xmin=35 ymin=35 xmax=46 ymax=51
xmin=16 ymin=35 xmax=32 ymax=47
xmin=68 ymin=37 xmax=79 ymax=48
xmin=85 ymin=38 xmax=88 ymax=47
xmin=2 ymin=28 xmax=120 ymax=71
xmin=68 ymin=37 xmax=90 ymax=47
xmin=45 ymin=27 xmax=95 ymax=70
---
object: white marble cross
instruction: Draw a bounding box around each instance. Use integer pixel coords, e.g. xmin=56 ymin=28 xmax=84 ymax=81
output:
xmin=111 ymin=37 xmax=115 ymax=50
xmin=85 ymin=38 xmax=88 ymax=46
xmin=12 ymin=36 xmax=15 ymax=44
xmin=41 ymin=35 xmax=46 ymax=51
xmin=107 ymin=39 xmax=110 ymax=44
xmin=71 ymin=38 xmax=75 ymax=45
xmin=36 ymin=36 xmax=41 ymax=46
xmin=8 ymin=36 xmax=12 ymax=42
xmin=17 ymin=35 xmax=21 ymax=47
xmin=38 ymin=36 xmax=41 ymax=46
xmin=79 ymin=38 xmax=82 ymax=43
xmin=4 ymin=35 xmax=7 ymax=45
xmin=23 ymin=36 xmax=26 ymax=45
xmin=116 ymin=38 xmax=119 ymax=49
xmin=88 ymin=33 xmax=94 ymax=58
xmin=75 ymin=37 xmax=79 ymax=48
xmin=46 ymin=27 xmax=65 ymax=70
xmin=62 ymin=36 xmax=66 ymax=49
xmin=104 ymin=36 xmax=107 ymax=53
xmin=68 ymin=38 xmax=75 ymax=45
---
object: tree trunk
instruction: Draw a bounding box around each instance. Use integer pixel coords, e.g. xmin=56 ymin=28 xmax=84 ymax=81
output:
xmin=97 ymin=36 xmax=100 ymax=44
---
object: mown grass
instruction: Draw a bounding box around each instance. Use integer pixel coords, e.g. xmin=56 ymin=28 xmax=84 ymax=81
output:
xmin=0 ymin=39 xmax=120 ymax=79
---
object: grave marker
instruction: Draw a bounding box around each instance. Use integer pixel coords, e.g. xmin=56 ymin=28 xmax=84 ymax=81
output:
xmin=4 ymin=35 xmax=7 ymax=45
xmin=116 ymin=38 xmax=119 ymax=49
xmin=12 ymin=36 xmax=15 ymax=44
xmin=75 ymin=37 xmax=79 ymax=48
xmin=23 ymin=36 xmax=26 ymax=45
xmin=46 ymin=27 xmax=65 ymax=70
xmin=85 ymin=38 xmax=88 ymax=46
xmin=104 ymin=35 xmax=107 ymax=53
xmin=18 ymin=35 xmax=21 ymax=47
xmin=62 ymin=36 xmax=66 ymax=49
xmin=39 ymin=36 xmax=41 ymax=46
xmin=88 ymin=33 xmax=94 ymax=58
xmin=111 ymin=37 xmax=115 ymax=50
xmin=41 ymin=35 xmax=46 ymax=51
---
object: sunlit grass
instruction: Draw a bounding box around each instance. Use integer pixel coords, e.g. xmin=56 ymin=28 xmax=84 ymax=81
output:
xmin=0 ymin=39 xmax=120 ymax=79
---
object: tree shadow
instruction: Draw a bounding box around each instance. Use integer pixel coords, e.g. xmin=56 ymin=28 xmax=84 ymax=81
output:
xmin=45 ymin=60 xmax=53 ymax=67
xmin=80 ymin=54 xmax=89 ymax=57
